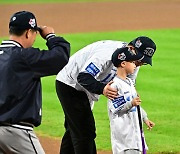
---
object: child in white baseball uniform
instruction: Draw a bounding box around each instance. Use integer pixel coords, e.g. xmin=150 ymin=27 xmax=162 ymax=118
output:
xmin=108 ymin=47 xmax=148 ymax=154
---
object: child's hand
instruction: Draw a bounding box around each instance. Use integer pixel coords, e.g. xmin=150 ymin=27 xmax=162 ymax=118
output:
xmin=145 ymin=120 xmax=155 ymax=130
xmin=131 ymin=97 xmax=141 ymax=106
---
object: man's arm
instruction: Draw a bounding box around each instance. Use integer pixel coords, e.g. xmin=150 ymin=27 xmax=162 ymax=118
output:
xmin=21 ymin=26 xmax=70 ymax=77
xmin=77 ymin=72 xmax=117 ymax=99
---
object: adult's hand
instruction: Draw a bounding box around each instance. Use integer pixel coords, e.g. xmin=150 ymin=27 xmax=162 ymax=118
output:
xmin=103 ymin=81 xmax=118 ymax=100
xmin=38 ymin=26 xmax=55 ymax=39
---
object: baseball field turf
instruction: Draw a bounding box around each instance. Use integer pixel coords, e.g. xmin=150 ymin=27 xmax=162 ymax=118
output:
xmin=1 ymin=0 xmax=180 ymax=153
xmin=30 ymin=29 xmax=180 ymax=153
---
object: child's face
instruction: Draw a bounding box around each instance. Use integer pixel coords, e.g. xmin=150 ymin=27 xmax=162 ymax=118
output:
xmin=124 ymin=61 xmax=136 ymax=74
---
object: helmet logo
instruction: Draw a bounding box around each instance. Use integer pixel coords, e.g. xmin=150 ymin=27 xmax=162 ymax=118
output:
xmin=29 ymin=18 xmax=36 ymax=28
xmin=135 ymin=40 xmax=142 ymax=48
xmin=12 ymin=17 xmax=16 ymax=21
xmin=144 ymin=47 xmax=155 ymax=57
xmin=118 ymin=53 xmax=126 ymax=60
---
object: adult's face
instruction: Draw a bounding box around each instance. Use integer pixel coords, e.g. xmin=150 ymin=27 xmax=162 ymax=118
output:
xmin=127 ymin=45 xmax=148 ymax=66
xmin=135 ymin=60 xmax=148 ymax=67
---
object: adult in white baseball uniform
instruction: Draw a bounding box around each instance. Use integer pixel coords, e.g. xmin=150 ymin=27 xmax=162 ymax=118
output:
xmin=56 ymin=36 xmax=156 ymax=154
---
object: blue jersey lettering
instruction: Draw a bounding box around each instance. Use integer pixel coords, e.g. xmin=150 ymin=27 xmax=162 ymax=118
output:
xmin=112 ymin=96 xmax=126 ymax=109
xmin=85 ymin=62 xmax=100 ymax=76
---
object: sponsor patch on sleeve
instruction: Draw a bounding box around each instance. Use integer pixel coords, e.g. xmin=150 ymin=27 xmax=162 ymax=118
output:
xmin=112 ymin=96 xmax=126 ymax=109
xmin=85 ymin=62 xmax=100 ymax=76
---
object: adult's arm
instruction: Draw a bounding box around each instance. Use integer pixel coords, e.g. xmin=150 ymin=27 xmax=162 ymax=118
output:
xmin=77 ymin=72 xmax=118 ymax=99
xmin=77 ymin=72 xmax=106 ymax=94
xmin=21 ymin=35 xmax=70 ymax=77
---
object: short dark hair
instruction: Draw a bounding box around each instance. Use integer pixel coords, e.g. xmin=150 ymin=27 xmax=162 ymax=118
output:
xmin=9 ymin=27 xmax=37 ymax=36
xmin=9 ymin=27 xmax=26 ymax=36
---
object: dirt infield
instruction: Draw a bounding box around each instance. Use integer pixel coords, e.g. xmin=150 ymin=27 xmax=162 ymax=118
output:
xmin=1 ymin=0 xmax=180 ymax=153
xmin=38 ymin=136 xmax=112 ymax=154
xmin=1 ymin=0 xmax=180 ymax=36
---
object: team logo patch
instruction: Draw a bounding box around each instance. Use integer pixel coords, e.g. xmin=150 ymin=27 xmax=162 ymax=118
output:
xmin=112 ymin=96 xmax=126 ymax=109
xmin=135 ymin=40 xmax=142 ymax=48
xmin=85 ymin=62 xmax=100 ymax=76
xmin=29 ymin=18 xmax=36 ymax=28
xmin=118 ymin=53 xmax=126 ymax=60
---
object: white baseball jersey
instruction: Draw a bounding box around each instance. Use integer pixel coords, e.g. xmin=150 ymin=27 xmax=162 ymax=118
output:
xmin=56 ymin=40 xmax=127 ymax=108
xmin=108 ymin=76 xmax=148 ymax=153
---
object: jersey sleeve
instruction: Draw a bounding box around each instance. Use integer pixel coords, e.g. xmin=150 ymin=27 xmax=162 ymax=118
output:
xmin=20 ymin=36 xmax=70 ymax=78
xmin=141 ymin=107 xmax=149 ymax=122
xmin=77 ymin=52 xmax=112 ymax=94
xmin=79 ymin=52 xmax=110 ymax=79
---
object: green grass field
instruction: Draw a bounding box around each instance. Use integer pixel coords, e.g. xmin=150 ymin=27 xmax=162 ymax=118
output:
xmin=22 ymin=29 xmax=179 ymax=153
xmin=1 ymin=29 xmax=179 ymax=153
xmin=0 ymin=0 xmax=180 ymax=153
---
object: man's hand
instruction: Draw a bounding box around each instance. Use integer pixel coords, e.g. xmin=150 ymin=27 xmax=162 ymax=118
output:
xmin=103 ymin=81 xmax=118 ymax=100
xmin=38 ymin=26 xmax=55 ymax=39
